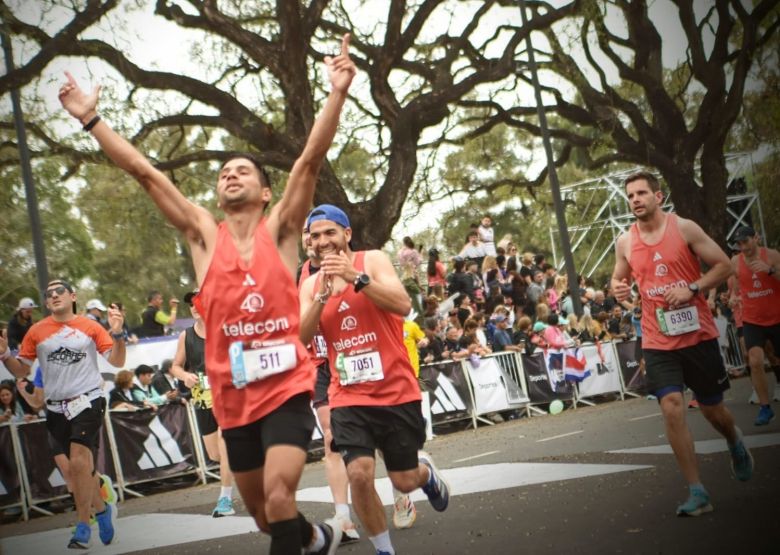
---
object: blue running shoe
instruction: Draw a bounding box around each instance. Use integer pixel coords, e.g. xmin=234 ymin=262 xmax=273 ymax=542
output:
xmin=68 ymin=521 xmax=91 ymax=549
xmin=729 ymin=430 xmax=754 ymax=482
xmin=419 ymin=450 xmax=450 ymax=512
xmin=212 ymin=496 xmax=235 ymax=517
xmin=95 ymin=501 xmax=117 ymax=545
xmin=755 ymin=405 xmax=775 ymax=426
xmin=676 ymin=490 xmax=713 ymax=517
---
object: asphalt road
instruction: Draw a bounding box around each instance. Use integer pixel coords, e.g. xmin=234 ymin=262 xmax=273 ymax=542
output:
xmin=2 ymin=376 xmax=778 ymax=554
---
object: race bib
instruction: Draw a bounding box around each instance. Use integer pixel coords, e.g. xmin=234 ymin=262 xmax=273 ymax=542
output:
xmin=313 ymin=334 xmax=328 ymax=359
xmin=656 ymin=306 xmax=701 ymax=336
xmin=198 ymin=372 xmax=210 ymax=391
xmin=336 ymin=351 xmax=384 ymax=385
xmin=63 ymin=395 xmax=91 ymax=421
xmin=229 ymin=342 xmax=296 ymax=388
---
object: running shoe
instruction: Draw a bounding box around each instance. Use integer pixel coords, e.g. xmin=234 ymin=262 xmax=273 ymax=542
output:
xmin=729 ymin=435 xmax=754 ymax=482
xmin=68 ymin=521 xmax=91 ymax=549
xmin=95 ymin=501 xmax=117 ymax=545
xmin=334 ymin=513 xmax=359 ymax=544
xmin=392 ymin=494 xmax=417 ymax=529
xmin=754 ymin=405 xmax=775 ymax=426
xmin=312 ymin=517 xmax=342 ymax=555
xmin=419 ymin=451 xmax=450 ymax=512
xmin=676 ymin=489 xmax=713 ymax=517
xmin=748 ymin=390 xmax=758 ymax=404
xmin=212 ymin=496 xmax=235 ymax=517
xmin=687 ymin=398 xmax=699 ymax=409
xmin=99 ymin=474 xmax=118 ymax=505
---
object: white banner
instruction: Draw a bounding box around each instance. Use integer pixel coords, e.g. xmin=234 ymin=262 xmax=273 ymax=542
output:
xmin=469 ymin=357 xmax=514 ymax=415
xmin=576 ymin=342 xmax=623 ymax=398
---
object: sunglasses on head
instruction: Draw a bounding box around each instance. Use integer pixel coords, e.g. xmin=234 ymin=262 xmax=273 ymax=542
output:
xmin=45 ymin=285 xmax=69 ymax=298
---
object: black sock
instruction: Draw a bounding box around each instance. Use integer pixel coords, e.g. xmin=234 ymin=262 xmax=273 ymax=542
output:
xmin=298 ymin=512 xmax=314 ymax=547
xmin=269 ymin=518 xmax=302 ymax=555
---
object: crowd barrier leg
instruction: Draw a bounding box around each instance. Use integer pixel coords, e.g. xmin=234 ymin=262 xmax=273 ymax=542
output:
xmin=611 ymin=342 xmax=629 ymax=401
xmin=7 ymin=424 xmax=30 ymax=521
xmin=103 ymin=410 xmax=138 ymax=500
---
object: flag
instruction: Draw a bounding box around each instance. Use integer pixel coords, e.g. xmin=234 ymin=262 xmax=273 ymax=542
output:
xmin=544 ymin=349 xmax=565 ymax=392
xmin=563 ymin=347 xmax=590 ymax=382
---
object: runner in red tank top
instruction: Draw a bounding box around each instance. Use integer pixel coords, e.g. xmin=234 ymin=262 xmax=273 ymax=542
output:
xmin=611 ymin=171 xmax=753 ymax=517
xmin=59 ymin=36 xmax=357 ymax=555
xmin=730 ymin=225 xmax=780 ymax=425
xmin=300 ymin=205 xmax=450 ymax=554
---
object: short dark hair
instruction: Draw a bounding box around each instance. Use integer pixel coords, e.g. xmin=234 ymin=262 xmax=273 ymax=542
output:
xmin=147 ymin=290 xmax=161 ymax=302
xmin=221 ymin=153 xmax=271 ymax=188
xmin=403 ymin=236 xmax=415 ymax=249
xmin=423 ymin=317 xmax=438 ymax=331
xmin=624 ymin=170 xmax=661 ymax=192
xmin=135 ymin=364 xmax=155 ymax=377
xmin=533 ymin=254 xmax=545 ymax=265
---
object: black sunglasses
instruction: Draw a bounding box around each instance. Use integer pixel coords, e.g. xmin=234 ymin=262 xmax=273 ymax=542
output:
xmin=45 ymin=285 xmax=70 ymax=298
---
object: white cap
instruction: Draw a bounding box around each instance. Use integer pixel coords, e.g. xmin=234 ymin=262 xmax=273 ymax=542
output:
xmin=18 ymin=297 xmax=38 ymax=309
xmin=86 ymin=299 xmax=107 ymax=311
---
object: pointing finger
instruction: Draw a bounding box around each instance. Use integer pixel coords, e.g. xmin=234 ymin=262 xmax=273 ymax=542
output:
xmin=64 ymin=71 xmax=77 ymax=87
xmin=340 ymin=33 xmax=351 ymax=57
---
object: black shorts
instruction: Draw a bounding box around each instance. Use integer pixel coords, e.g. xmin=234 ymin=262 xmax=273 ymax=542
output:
xmin=195 ymin=406 xmax=219 ymax=436
xmin=45 ymin=397 xmax=106 ymax=458
xmin=222 ymin=393 xmax=314 ymax=473
xmin=47 ymin=430 xmax=66 ymax=457
xmin=634 ymin=336 xmax=644 ymax=361
xmin=643 ymin=338 xmax=730 ymax=400
xmin=330 ymin=401 xmax=426 ymax=472
xmin=742 ymin=322 xmax=780 ymax=353
xmin=312 ymin=361 xmax=331 ymax=409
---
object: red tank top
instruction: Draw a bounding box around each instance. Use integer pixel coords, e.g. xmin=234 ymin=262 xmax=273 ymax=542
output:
xmin=629 ymin=214 xmax=718 ymax=350
xmin=738 ymin=248 xmax=780 ymax=326
xmin=193 ymin=221 xmax=314 ymax=429
xmin=298 ymin=259 xmax=328 ymax=367
xmin=317 ymin=251 xmax=421 ymax=408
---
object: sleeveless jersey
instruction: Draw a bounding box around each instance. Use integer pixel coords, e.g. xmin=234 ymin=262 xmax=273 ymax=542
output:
xmin=298 ymin=259 xmax=328 ymax=367
xmin=738 ymin=248 xmax=780 ymax=326
xmin=629 ymin=214 xmax=718 ymax=350
xmin=184 ymin=326 xmax=212 ymax=409
xmin=193 ymin=221 xmax=314 ymax=429
xmin=316 ymin=251 xmax=421 ymax=408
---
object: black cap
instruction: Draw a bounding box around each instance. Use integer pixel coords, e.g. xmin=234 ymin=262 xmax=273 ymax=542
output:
xmin=732 ymin=226 xmax=756 ymax=242
xmin=183 ymin=291 xmax=199 ymax=306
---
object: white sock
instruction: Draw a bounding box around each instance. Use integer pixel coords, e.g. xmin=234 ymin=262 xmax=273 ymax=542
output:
xmin=219 ymin=486 xmax=232 ymax=499
xmin=335 ymin=503 xmax=350 ymax=521
xmin=309 ymin=525 xmax=325 ymax=552
xmin=369 ymin=530 xmax=394 ymax=554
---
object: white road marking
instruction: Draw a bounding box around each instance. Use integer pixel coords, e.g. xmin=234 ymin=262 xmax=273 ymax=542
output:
xmin=609 ymin=432 xmax=780 ymax=454
xmin=2 ymin=462 xmax=653 ymax=554
xmin=453 ymin=450 xmax=500 ymax=463
xmin=536 ymin=430 xmax=583 ymax=443
xmin=628 ymin=412 xmax=662 ymax=421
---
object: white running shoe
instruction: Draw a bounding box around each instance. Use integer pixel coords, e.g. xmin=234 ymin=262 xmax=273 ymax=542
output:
xmin=392 ymin=494 xmax=417 ymax=529
xmin=748 ymin=390 xmax=758 ymax=405
xmin=335 ymin=514 xmax=360 ymax=544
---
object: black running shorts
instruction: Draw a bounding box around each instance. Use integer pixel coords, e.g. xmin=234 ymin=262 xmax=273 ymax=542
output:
xmin=195 ymin=406 xmax=219 ymax=436
xmin=46 ymin=397 xmax=106 ymax=457
xmin=742 ymin=322 xmax=780 ymax=353
xmin=221 ymin=393 xmax=314 ymax=473
xmin=643 ymin=338 xmax=730 ymax=399
xmin=330 ymin=401 xmax=426 ymax=472
xmin=312 ymin=360 xmax=331 ymax=409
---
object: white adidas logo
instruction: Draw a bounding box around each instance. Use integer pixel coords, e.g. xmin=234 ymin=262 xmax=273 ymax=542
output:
xmin=653 ymin=252 xmax=662 ymax=262
xmin=338 ymin=301 xmax=350 ymax=313
xmin=242 ymin=273 xmax=256 ymax=287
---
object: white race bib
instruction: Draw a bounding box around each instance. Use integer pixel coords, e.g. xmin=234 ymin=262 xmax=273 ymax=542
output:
xmin=63 ymin=395 xmax=91 ymax=420
xmin=659 ymin=306 xmax=701 ymax=336
xmin=230 ymin=342 xmax=296 ymax=388
xmin=336 ymin=351 xmax=384 ymax=385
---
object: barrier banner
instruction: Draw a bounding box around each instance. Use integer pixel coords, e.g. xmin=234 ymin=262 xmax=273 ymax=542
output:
xmin=615 ymin=340 xmax=647 ymax=393
xmin=469 ymin=357 xmax=528 ymax=415
xmin=0 ymin=424 xmax=21 ymax=507
xmin=521 ymin=352 xmax=575 ymax=404
xmin=576 ymin=342 xmax=623 ymax=398
xmin=419 ymin=361 xmax=472 ymax=423
xmin=110 ymin=404 xmax=197 ymax=484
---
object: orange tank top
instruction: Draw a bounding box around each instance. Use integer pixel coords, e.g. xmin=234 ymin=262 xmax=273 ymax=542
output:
xmin=316 ymin=251 xmax=421 ymax=408
xmin=193 ymin=221 xmax=314 ymax=430
xmin=738 ymin=248 xmax=780 ymax=326
xmin=629 ymin=214 xmax=718 ymax=350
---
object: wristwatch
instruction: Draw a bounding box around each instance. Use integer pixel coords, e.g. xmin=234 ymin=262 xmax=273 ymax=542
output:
xmin=353 ymin=273 xmax=370 ymax=292
xmin=688 ymin=282 xmax=700 ymax=296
